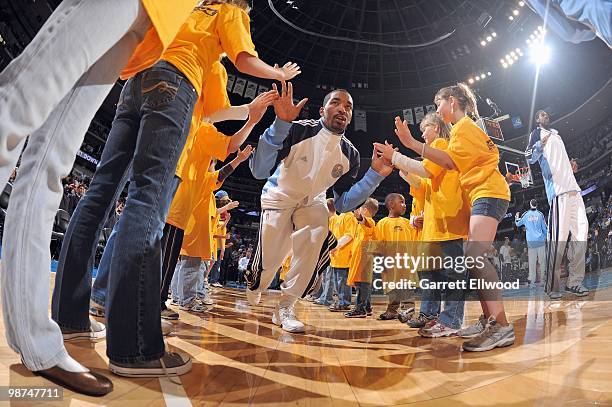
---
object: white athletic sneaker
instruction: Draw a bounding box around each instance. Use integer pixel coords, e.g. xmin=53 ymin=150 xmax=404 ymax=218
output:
xmin=201 ymin=291 xmax=214 ymax=306
xmin=272 ymin=305 xmax=305 ymax=333
xmin=246 ymin=288 xmax=261 ymax=305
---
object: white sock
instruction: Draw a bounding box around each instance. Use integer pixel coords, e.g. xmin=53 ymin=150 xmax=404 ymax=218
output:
xmin=56 ymin=355 xmax=89 ymax=373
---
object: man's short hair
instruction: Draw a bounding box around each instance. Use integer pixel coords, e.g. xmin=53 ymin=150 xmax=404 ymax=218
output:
xmin=535 ymin=109 xmax=549 ymax=118
xmin=323 ymin=89 xmax=351 ymax=106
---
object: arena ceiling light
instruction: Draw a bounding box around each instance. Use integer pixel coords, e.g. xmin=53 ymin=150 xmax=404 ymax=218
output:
xmin=480 ymin=31 xmax=498 ymax=47
xmin=467 ymin=72 xmax=492 ymax=85
xmin=529 ymin=42 xmax=551 ymax=66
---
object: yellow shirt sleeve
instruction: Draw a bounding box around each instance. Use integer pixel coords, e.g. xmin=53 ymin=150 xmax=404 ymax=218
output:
xmin=446 ymin=122 xmax=477 ymax=175
xmin=217 ymin=5 xmax=259 ymax=64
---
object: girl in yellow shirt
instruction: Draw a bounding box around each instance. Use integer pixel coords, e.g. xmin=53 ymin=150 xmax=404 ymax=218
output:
xmin=388 ymin=83 xmax=514 ymax=352
xmin=377 ymin=113 xmax=470 ymax=337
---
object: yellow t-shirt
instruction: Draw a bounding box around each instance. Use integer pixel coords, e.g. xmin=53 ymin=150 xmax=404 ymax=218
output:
xmin=174 ymin=62 xmax=231 ymax=180
xmin=375 ymin=216 xmax=419 ymax=286
xmin=347 ymin=217 xmax=377 ymax=286
xmin=330 ymin=212 xmax=358 ymax=268
xmin=179 ymin=171 xmax=221 ymax=258
xmin=207 ymin=199 xmax=221 ymax=261
xmin=160 ymin=3 xmax=258 ymax=96
xmin=167 ymin=123 xmax=230 ymax=230
xmin=414 ymin=138 xmax=470 ymax=242
xmin=213 ymin=218 xmax=227 ymax=254
xmin=446 ymin=116 xmax=510 ymax=204
xmin=120 ymin=0 xmax=199 ymax=79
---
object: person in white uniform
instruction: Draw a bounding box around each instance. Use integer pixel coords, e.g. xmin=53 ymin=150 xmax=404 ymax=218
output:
xmin=246 ymin=81 xmax=393 ymax=332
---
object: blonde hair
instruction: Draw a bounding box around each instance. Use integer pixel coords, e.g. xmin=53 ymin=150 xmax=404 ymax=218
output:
xmin=362 ymin=198 xmax=379 ymax=217
xmin=198 ymin=0 xmax=250 ymax=12
xmin=434 ymin=83 xmax=480 ymax=119
xmin=420 ymin=112 xmax=451 ymax=140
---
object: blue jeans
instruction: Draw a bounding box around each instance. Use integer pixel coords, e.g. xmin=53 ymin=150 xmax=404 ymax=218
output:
xmin=196 ymin=260 xmax=209 ymax=298
xmin=51 ymin=61 xmax=197 ymax=363
xmin=177 ymin=256 xmax=203 ymax=306
xmin=418 ymin=270 xmax=442 ymax=317
xmin=208 ymin=250 xmax=222 ymax=284
xmin=91 ymin=227 xmax=118 ymax=307
xmin=430 ymin=239 xmax=466 ymax=330
xmin=355 ymin=282 xmax=371 ymax=311
xmin=316 ymin=266 xmax=335 ymax=304
xmin=90 ymin=178 xmax=181 ymax=308
xmin=333 ymin=267 xmax=351 ymax=307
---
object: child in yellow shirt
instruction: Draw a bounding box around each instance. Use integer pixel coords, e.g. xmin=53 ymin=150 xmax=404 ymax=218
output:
xmin=345 ymin=198 xmax=379 ymax=317
xmin=379 ymin=112 xmax=470 ymax=336
xmin=389 ymin=83 xmax=514 ymax=352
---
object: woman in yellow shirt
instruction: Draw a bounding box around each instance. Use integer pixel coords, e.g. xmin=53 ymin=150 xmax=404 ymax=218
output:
xmin=378 ymin=113 xmax=470 ymax=336
xmin=389 ymin=83 xmax=515 ymax=352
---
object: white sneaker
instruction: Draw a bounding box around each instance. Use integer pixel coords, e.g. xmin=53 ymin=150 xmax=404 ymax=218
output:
xmin=201 ymin=291 xmax=214 ymax=305
xmin=62 ymin=318 xmax=106 ymax=341
xmin=272 ymin=305 xmax=305 ymax=333
xmin=212 ymin=282 xmax=223 ymax=288
xmin=246 ymin=288 xmax=261 ymax=305
xmin=161 ymin=319 xmax=173 ymax=336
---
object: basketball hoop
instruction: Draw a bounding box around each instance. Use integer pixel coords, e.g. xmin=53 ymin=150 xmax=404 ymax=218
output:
xmin=515 ymin=167 xmax=531 ymax=188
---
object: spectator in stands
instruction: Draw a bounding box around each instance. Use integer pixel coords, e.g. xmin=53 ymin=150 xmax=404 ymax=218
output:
xmin=237 ymin=252 xmax=251 ymax=284
xmin=104 ymin=198 xmax=125 ymax=230
xmin=499 ymin=237 xmax=513 ymax=278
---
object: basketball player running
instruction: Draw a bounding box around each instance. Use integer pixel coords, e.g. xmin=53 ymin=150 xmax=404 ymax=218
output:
xmin=247 ymin=81 xmax=393 ymax=333
xmin=526 ymin=110 xmax=589 ymax=298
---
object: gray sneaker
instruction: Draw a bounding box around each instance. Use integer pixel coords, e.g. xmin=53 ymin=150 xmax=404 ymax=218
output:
xmin=549 ymin=291 xmax=564 ymax=300
xmin=109 ymin=351 xmax=192 ymax=377
xmin=462 ymin=318 xmax=515 ymax=352
xmin=458 ymin=314 xmax=487 ymax=338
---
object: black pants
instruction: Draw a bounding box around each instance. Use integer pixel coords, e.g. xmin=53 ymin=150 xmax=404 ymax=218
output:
xmin=160 ymin=222 xmax=184 ymax=310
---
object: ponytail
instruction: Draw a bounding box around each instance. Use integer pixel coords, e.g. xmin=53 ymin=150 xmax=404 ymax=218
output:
xmin=435 ymin=83 xmax=480 ymax=120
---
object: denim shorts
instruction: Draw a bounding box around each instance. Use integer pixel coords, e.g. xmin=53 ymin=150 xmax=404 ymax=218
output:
xmin=471 ymin=197 xmax=509 ymax=222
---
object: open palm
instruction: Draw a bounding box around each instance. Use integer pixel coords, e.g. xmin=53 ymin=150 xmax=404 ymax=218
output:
xmin=272 ymin=80 xmax=308 ymax=122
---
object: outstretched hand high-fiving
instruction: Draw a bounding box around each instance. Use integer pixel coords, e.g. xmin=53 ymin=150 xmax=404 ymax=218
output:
xmin=272 ymin=80 xmax=308 ymax=122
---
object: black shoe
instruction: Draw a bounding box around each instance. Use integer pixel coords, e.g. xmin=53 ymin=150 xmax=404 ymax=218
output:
xmin=329 ymin=303 xmax=350 ymax=312
xmin=565 ymin=285 xmax=589 ymax=297
xmin=344 ymin=308 xmax=367 ymax=318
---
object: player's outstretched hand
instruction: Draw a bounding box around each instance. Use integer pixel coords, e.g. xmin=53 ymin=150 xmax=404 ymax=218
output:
xmin=272 ymin=80 xmax=308 ymax=122
xmin=371 ymin=144 xmax=394 ymax=177
xmin=373 ymin=141 xmax=397 ymax=165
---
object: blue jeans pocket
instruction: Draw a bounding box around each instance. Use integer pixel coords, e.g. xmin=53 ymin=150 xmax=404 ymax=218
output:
xmin=140 ymin=70 xmax=181 ymax=108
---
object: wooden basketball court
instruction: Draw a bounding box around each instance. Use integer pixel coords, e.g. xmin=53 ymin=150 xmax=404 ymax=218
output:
xmin=1 ymin=274 xmax=611 ymax=406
